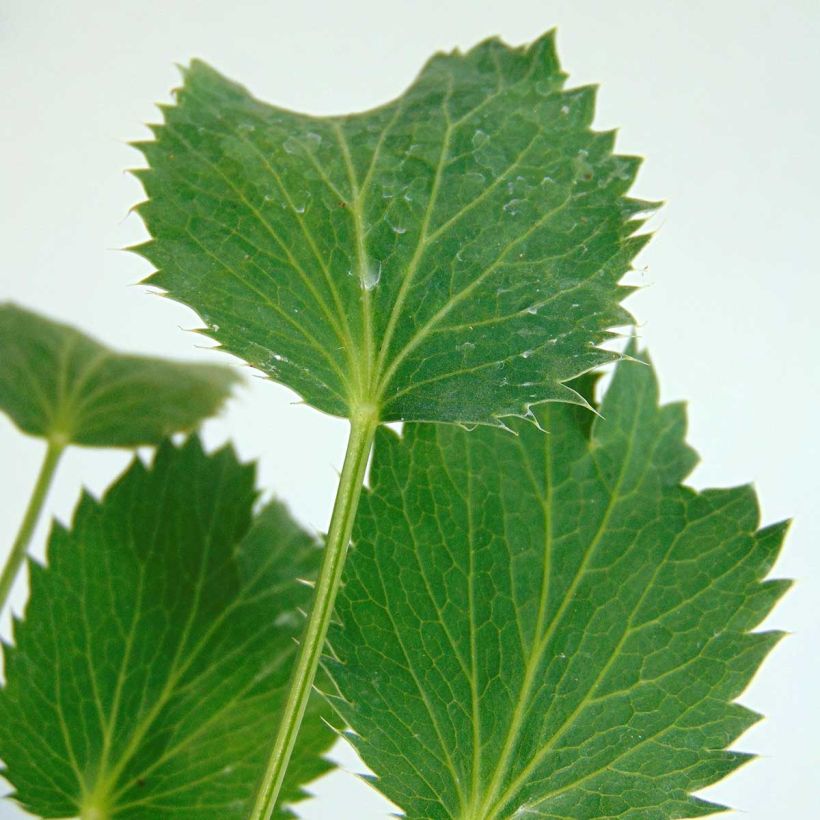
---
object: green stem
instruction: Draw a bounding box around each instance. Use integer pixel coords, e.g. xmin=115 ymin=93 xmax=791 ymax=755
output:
xmin=249 ymin=407 xmax=379 ymax=820
xmin=0 ymin=439 xmax=65 ymax=612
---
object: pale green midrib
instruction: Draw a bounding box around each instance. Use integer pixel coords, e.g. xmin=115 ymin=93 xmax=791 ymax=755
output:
xmin=411 ymin=218 xmax=620 ymax=340
xmin=363 ymin=51 xmax=541 ymax=407
xmin=459 ymin=407 xmax=555 ymax=818
xmin=423 ymin=130 xmax=543 ymax=248
xmin=388 ymin=428 xmax=490 ymax=809
xmin=47 ymin=592 xmax=88 ymax=787
xmin=370 ymin=73 xmax=455 ymax=400
xmin=369 ymin=53 xmax=556 ymax=404
xmin=485 ymin=480 xmax=747 ymax=817
xmin=170 ymin=213 xmax=352 ymax=404
xmin=333 ymin=121 xmax=376 ymax=405
xmin=356 ymin=102 xmax=406 ymax=197
xmin=87 ymin=459 xmax=228 ymax=802
xmin=79 ymin=803 xmax=111 ymax=820
xmin=102 ymin=519 xmax=318 ymax=803
xmin=374 ymin=189 xmax=574 ymax=406
xmin=154 ymin=135 xmax=352 ymax=400
xmin=167 ymin=91 xmax=349 ymax=348
xmin=51 ymin=333 xmax=80 ymax=435
xmin=5 ymin=339 xmax=54 ymax=422
xmin=158 ymin=121 xmax=355 ymax=386
xmin=92 ymin=459 xmax=169 ymax=786
xmin=367 ymin=511 xmax=468 ymax=805
xmin=475 ymin=379 xmax=647 ymax=819
xmin=108 ymin=654 xmax=297 ymax=812
xmin=105 ymin=563 xmax=307 ymax=805
xmin=78 ymin=552 xmax=116 ymax=779
xmin=398 ymin=434 xmax=475 ymax=682
xmin=366 ymin=58 xmax=519 ymax=393
xmin=182 ymin=85 xmax=362 ymax=398
xmin=489 ymin=649 xmax=737 ymax=815
xmin=61 ymin=347 xmax=112 ymax=423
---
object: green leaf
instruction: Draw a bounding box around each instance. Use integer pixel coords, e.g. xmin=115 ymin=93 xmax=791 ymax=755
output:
xmin=0 ymin=438 xmax=333 ymax=819
xmin=0 ymin=303 xmax=238 ymax=447
xmin=327 ymin=351 xmax=789 ymax=819
xmin=132 ymin=32 xmax=651 ymax=425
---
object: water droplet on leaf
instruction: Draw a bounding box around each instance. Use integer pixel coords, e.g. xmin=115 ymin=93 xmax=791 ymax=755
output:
xmin=361 ymin=261 xmax=382 ymax=291
xmin=472 ymin=129 xmax=490 ymax=148
xmin=503 ymin=198 xmax=525 ymax=216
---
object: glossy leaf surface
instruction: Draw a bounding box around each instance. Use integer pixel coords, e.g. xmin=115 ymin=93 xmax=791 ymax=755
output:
xmin=133 ymin=32 xmax=650 ymax=424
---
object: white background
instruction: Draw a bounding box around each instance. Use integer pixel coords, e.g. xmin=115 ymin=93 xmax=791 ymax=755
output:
xmin=1 ymin=1 xmax=818 ymax=817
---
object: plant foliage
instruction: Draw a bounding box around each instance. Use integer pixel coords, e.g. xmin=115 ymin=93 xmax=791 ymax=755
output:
xmin=132 ymin=32 xmax=651 ymax=424
xmin=0 ymin=30 xmax=789 ymax=820
xmin=0 ymin=439 xmax=333 ymax=819
xmin=327 ymin=351 xmax=789 ymax=819
xmin=0 ymin=303 xmax=237 ymax=447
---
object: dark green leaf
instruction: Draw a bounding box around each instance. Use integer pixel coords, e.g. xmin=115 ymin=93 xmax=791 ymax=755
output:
xmin=0 ymin=303 xmax=238 ymax=447
xmin=328 ymin=351 xmax=789 ymax=819
xmin=132 ymin=32 xmax=651 ymax=424
xmin=0 ymin=438 xmax=333 ymax=818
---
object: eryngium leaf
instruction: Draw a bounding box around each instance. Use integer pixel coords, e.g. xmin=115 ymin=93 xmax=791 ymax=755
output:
xmin=132 ymin=32 xmax=652 ymax=425
xmin=328 ymin=351 xmax=789 ymax=819
xmin=0 ymin=303 xmax=238 ymax=447
xmin=0 ymin=438 xmax=333 ymax=818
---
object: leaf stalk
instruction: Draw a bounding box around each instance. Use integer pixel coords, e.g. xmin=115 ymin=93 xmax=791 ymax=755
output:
xmin=249 ymin=406 xmax=378 ymax=820
xmin=0 ymin=438 xmax=64 ymax=612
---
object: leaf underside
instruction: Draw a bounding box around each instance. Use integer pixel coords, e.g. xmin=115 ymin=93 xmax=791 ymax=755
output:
xmin=0 ymin=303 xmax=238 ymax=447
xmin=327 ymin=351 xmax=789 ymax=820
xmin=132 ymin=31 xmax=653 ymax=425
xmin=0 ymin=439 xmax=333 ymax=819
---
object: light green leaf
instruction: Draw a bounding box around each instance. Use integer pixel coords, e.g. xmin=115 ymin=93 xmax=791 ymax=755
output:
xmin=131 ymin=32 xmax=651 ymax=424
xmin=0 ymin=438 xmax=333 ymax=819
xmin=328 ymin=351 xmax=789 ymax=819
xmin=0 ymin=303 xmax=238 ymax=447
